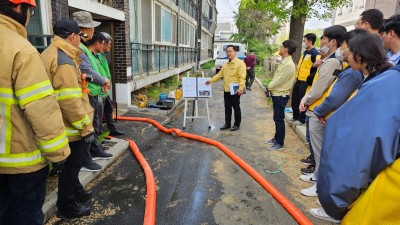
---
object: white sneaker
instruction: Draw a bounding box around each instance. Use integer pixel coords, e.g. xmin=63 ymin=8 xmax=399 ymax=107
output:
xmin=300 ymin=183 xmax=318 ymax=197
xmin=316 ymin=198 xmax=321 ymax=206
xmin=309 ymin=207 xmax=340 ymax=223
xmin=299 ymin=173 xmax=317 ymax=183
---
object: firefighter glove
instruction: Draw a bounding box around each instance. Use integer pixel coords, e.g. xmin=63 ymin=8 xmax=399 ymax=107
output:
xmin=83 ymin=133 xmax=95 ymax=144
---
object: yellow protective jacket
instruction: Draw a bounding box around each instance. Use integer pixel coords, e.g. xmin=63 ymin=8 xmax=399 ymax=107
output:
xmin=296 ymin=48 xmax=319 ymax=81
xmin=41 ymin=36 xmax=94 ymax=142
xmin=0 ymin=15 xmax=70 ymax=174
xmin=341 ymin=159 xmax=400 ymax=225
xmin=210 ymin=57 xmax=246 ymax=92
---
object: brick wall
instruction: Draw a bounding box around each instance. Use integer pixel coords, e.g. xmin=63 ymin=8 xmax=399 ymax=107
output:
xmin=51 ymin=0 xmax=69 ymax=26
xmin=113 ymin=0 xmax=131 ymax=84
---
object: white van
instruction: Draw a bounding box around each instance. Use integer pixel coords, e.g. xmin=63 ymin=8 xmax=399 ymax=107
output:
xmin=215 ymin=43 xmax=247 ymax=74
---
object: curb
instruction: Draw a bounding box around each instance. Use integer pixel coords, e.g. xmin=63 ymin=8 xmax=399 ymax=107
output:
xmin=254 ymin=77 xmax=307 ymax=144
xmin=42 ymin=138 xmax=129 ymax=222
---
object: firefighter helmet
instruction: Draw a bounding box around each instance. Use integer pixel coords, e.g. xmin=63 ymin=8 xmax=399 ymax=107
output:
xmin=8 ymin=0 xmax=37 ymax=7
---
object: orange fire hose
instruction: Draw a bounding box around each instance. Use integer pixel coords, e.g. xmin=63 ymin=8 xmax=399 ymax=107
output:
xmin=120 ymin=116 xmax=313 ymax=225
xmin=126 ymin=139 xmax=156 ymax=225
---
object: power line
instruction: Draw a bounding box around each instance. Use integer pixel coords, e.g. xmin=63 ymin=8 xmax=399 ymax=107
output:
xmin=221 ymin=0 xmax=238 ymax=13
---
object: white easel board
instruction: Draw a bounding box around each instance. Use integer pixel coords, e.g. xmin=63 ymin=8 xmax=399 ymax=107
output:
xmin=182 ymin=77 xmax=212 ymax=98
xmin=182 ymin=72 xmax=211 ymax=129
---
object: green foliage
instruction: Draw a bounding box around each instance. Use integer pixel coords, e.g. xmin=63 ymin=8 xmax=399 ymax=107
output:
xmin=146 ymin=76 xmax=181 ymax=101
xmin=237 ymin=0 xmax=352 ymax=42
xmin=248 ymin=40 xmax=278 ymax=65
xmin=234 ymin=1 xmax=282 ymax=43
xmin=147 ymin=88 xmax=160 ymax=100
xmin=201 ymin=60 xmax=215 ymax=70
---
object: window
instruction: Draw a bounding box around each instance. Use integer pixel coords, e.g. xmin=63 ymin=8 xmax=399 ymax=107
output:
xmin=155 ymin=3 xmax=176 ymax=44
xmin=179 ymin=19 xmax=195 ymax=47
xmin=161 ymin=8 xmax=171 ymax=42
xmin=27 ymin=0 xmax=42 ymax=35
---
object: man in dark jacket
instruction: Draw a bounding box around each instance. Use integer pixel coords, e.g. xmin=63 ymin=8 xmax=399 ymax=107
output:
xmin=244 ymin=49 xmax=256 ymax=90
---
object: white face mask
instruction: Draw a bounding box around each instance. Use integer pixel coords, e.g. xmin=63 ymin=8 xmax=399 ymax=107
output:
xmin=302 ymin=42 xmax=307 ymax=49
xmin=335 ymin=48 xmax=344 ymax=61
xmin=320 ymin=40 xmax=333 ymax=54
xmin=320 ymin=44 xmax=330 ymax=54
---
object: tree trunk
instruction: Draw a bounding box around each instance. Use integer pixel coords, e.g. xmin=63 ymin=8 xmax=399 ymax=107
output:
xmin=288 ymin=0 xmax=307 ymax=64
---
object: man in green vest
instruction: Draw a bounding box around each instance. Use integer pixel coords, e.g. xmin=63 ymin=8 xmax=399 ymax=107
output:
xmin=72 ymin=11 xmax=113 ymax=172
xmin=98 ymin=32 xmax=125 ymax=136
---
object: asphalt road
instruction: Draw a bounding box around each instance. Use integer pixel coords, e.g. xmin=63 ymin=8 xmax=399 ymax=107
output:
xmin=46 ymin=70 xmax=334 ymax=225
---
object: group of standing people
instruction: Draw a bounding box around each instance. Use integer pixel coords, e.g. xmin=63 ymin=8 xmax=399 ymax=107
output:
xmin=0 ymin=0 xmax=124 ymax=224
xmin=266 ymin=8 xmax=400 ymax=224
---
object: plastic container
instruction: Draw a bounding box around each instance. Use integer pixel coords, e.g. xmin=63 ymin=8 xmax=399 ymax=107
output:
xmin=137 ymin=94 xmax=148 ymax=108
xmin=175 ymin=89 xmax=182 ymax=100
xmin=161 ymin=98 xmax=175 ymax=109
xmin=159 ymin=93 xmax=167 ymax=101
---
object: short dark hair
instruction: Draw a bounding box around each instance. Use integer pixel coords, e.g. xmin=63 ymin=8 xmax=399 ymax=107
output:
xmin=379 ymin=14 xmax=400 ymax=37
xmin=304 ymin=33 xmax=317 ymax=45
xmin=360 ymin=9 xmax=384 ymax=30
xmin=323 ymin=25 xmax=347 ymax=47
xmin=349 ymin=33 xmax=392 ymax=75
xmin=342 ymin=29 xmax=368 ymax=44
xmin=282 ymin=40 xmax=298 ymax=55
xmin=226 ymin=45 xmax=238 ymax=51
xmin=88 ymin=33 xmax=106 ymax=46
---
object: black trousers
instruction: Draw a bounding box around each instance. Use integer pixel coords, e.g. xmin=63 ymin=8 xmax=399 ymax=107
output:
xmin=103 ymin=96 xmax=117 ymax=132
xmin=84 ymin=95 xmax=104 ymax=165
xmin=246 ymin=69 xmax=255 ymax=88
xmin=0 ymin=166 xmax=49 ymax=225
xmin=291 ymin=79 xmax=308 ymax=123
xmin=224 ymin=92 xmax=241 ymax=127
xmin=89 ymin=95 xmax=102 ymax=134
xmin=57 ymin=139 xmax=85 ymax=210
xmin=272 ymin=95 xmax=290 ymax=146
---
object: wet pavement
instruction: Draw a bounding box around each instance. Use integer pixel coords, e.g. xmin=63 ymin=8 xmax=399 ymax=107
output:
xmin=45 ymin=71 xmax=334 ymax=225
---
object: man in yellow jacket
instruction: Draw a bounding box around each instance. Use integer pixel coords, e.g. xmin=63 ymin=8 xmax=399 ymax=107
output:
xmin=0 ymin=1 xmax=70 ymax=225
xmin=41 ymin=19 xmax=95 ymax=218
xmin=206 ymin=45 xmax=246 ymax=131
xmin=265 ymin=40 xmax=297 ymax=151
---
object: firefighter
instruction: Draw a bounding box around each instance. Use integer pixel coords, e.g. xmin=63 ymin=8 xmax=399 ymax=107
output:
xmin=0 ymin=1 xmax=70 ymax=225
xmin=41 ymin=19 xmax=95 ymax=218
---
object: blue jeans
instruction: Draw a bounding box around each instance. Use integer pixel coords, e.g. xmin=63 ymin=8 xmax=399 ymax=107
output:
xmin=272 ymin=96 xmax=290 ymax=146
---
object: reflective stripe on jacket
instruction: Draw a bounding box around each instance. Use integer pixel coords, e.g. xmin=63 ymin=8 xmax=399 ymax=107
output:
xmin=41 ymin=36 xmax=94 ymax=142
xmin=0 ymin=15 xmax=70 ymax=174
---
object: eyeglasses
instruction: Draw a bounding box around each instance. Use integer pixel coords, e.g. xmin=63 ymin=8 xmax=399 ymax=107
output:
xmin=104 ymin=42 xmax=112 ymax=47
xmin=77 ymin=32 xmax=88 ymax=38
xmin=29 ymin=8 xmax=35 ymax=17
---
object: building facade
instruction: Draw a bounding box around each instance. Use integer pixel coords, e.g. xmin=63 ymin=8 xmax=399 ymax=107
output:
xmin=26 ymin=0 xmax=217 ymax=108
xmin=27 ymin=0 xmax=130 ymax=105
xmin=119 ymin=0 xmax=217 ymax=107
xmin=333 ymin=0 xmax=400 ymax=30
